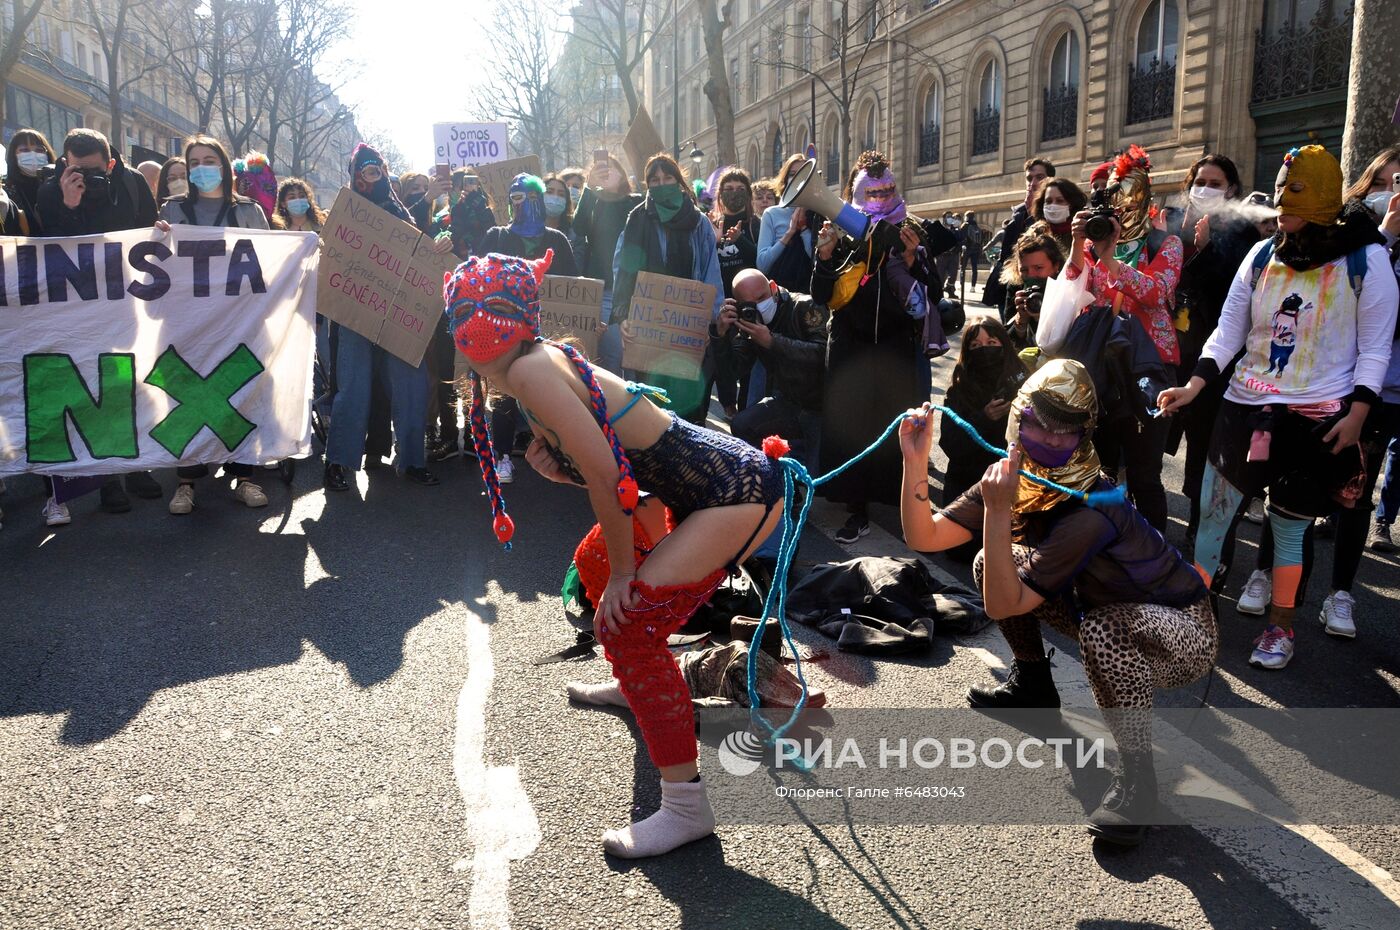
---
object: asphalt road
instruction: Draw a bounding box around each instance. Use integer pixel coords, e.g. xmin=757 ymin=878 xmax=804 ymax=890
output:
xmin=2 ymin=339 xmax=1399 ymax=929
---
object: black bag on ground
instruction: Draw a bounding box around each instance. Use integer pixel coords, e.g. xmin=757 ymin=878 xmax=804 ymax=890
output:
xmin=785 ymin=557 xmax=988 ymax=655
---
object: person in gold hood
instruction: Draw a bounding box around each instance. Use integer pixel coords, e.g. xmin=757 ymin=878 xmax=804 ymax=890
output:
xmin=900 ymin=359 xmax=1218 ymax=846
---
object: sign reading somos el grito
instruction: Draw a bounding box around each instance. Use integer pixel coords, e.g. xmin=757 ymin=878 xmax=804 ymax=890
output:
xmin=0 ymin=226 xmax=320 ymax=477
xmin=318 ymin=188 xmax=460 ymax=367
xmin=433 ymin=121 xmax=510 ymax=170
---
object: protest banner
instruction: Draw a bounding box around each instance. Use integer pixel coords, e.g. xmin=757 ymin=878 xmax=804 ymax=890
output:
xmin=476 ymin=154 xmax=544 ymax=225
xmin=621 ymin=271 xmax=715 ymax=376
xmin=622 ymin=104 xmax=666 ymax=183
xmin=318 ymin=188 xmax=459 ymax=367
xmin=451 ymin=274 xmax=605 ymax=383
xmin=0 ymin=227 xmax=320 ymax=478
xmin=433 ymin=121 xmax=509 ymax=169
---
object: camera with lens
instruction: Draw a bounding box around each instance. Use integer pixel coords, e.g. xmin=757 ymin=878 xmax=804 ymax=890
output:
xmin=1084 ymin=182 xmax=1121 ymax=242
xmin=74 ymin=166 xmax=111 ymax=198
xmin=735 ymin=301 xmax=762 ymax=326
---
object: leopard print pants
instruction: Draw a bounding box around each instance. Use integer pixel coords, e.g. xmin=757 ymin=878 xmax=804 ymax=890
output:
xmin=976 ymin=545 xmax=1219 ymax=752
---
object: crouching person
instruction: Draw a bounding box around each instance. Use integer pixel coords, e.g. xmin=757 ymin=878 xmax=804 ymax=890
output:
xmin=899 ymin=359 xmax=1218 ymax=846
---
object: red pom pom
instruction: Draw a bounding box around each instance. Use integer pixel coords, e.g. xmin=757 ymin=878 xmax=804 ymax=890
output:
xmin=493 ymin=513 xmax=516 ymax=545
xmin=762 ymin=435 xmax=792 ymax=459
xmin=617 ymin=475 xmax=640 ymax=513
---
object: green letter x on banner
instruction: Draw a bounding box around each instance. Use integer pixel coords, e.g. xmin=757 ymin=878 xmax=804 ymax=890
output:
xmin=145 ymin=345 xmax=265 ymax=458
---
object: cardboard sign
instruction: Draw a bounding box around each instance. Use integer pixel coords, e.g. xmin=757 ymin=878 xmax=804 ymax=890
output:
xmin=433 ymin=121 xmax=509 ymax=169
xmin=622 ymin=104 xmax=666 ymax=183
xmin=539 ymin=275 xmax=604 ymax=359
xmin=476 ymin=153 xmax=544 ymax=225
xmin=317 ymin=188 xmax=458 ymax=367
xmin=622 ymin=272 xmax=716 ymax=376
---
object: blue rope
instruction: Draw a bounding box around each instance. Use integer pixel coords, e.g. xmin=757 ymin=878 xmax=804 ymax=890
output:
xmin=744 ymin=406 xmax=1127 ymax=751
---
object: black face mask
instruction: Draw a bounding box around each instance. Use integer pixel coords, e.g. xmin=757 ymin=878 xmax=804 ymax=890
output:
xmin=966 ymin=344 xmax=1004 ymax=376
xmin=720 ymin=190 xmax=749 ymax=213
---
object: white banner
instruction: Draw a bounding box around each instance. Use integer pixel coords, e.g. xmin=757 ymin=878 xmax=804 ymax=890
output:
xmin=432 ymin=121 xmax=509 ymax=169
xmin=0 ymin=226 xmax=320 ymax=477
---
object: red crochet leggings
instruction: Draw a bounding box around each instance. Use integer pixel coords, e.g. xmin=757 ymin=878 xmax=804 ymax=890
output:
xmin=574 ymin=509 xmax=723 ymax=769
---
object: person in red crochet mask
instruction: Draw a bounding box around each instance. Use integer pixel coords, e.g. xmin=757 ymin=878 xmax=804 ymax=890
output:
xmin=444 ymin=249 xmax=793 ymax=859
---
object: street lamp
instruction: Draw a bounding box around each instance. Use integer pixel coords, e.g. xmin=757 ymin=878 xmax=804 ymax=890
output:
xmin=689 ymin=145 xmax=704 ymax=171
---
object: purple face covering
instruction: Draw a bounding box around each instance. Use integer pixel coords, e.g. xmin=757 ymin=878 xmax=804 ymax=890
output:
xmin=853 ymin=169 xmax=907 ymax=224
xmin=1018 ymin=407 xmax=1083 ymax=468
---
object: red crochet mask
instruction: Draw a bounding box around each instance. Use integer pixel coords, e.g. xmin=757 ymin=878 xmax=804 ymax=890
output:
xmin=444 ymin=251 xmax=554 ymax=366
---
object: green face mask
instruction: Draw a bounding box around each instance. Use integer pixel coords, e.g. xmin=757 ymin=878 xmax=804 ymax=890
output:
xmin=648 ymin=182 xmax=685 ymax=222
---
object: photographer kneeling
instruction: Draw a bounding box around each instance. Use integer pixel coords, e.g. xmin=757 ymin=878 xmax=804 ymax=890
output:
xmin=713 ymin=268 xmax=828 ymax=467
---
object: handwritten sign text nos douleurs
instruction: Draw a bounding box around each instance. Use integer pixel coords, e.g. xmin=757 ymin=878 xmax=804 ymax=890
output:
xmin=317 ymin=188 xmax=457 ymax=366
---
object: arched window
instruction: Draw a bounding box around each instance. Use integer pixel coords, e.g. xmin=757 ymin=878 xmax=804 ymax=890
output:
xmin=796 ymin=122 xmax=810 ymax=160
xmin=860 ymin=101 xmax=878 ymax=153
xmin=1043 ymin=30 xmax=1080 ymax=142
xmin=918 ymin=82 xmax=940 ymax=167
xmin=1128 ymin=0 xmax=1179 ymax=124
xmin=771 ymin=129 xmax=784 ymax=176
xmin=971 ymin=59 xmax=1001 ymax=156
xmin=824 ymin=116 xmax=840 ymax=180
xmin=748 ymin=142 xmax=761 ymax=179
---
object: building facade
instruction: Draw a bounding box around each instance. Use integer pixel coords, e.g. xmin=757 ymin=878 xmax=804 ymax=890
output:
xmin=3 ymin=0 xmax=357 ymax=188
xmin=644 ymin=0 xmax=1354 ymax=220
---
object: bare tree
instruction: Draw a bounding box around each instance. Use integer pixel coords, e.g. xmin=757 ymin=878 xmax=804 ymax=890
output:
xmin=71 ymin=0 xmax=170 ymax=146
xmin=475 ymin=0 xmax=565 ymax=169
xmin=569 ymin=0 xmax=670 ymax=123
xmin=281 ymin=66 xmax=355 ymax=179
xmin=0 ymin=0 xmax=49 ymax=126
xmin=359 ymin=122 xmax=406 ymax=175
xmin=698 ymin=0 xmax=737 ymax=167
xmin=758 ymin=0 xmax=909 ymax=179
xmin=151 ymin=0 xmax=270 ymax=135
xmin=259 ymin=0 xmax=353 ymax=167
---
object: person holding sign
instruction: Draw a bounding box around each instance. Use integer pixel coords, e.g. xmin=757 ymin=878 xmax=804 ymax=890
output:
xmin=610 ymin=155 xmax=724 ymax=420
xmin=323 ymin=143 xmax=439 ymax=492
xmin=477 ymin=174 xmax=580 ymax=482
xmin=573 ymin=153 xmax=642 ymax=373
xmin=445 ymin=251 xmax=786 ymax=858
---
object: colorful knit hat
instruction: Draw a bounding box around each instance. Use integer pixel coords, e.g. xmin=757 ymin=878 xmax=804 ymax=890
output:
xmin=443 ymin=252 xmax=641 ymax=547
xmin=233 ymin=151 xmax=278 ymax=220
xmin=1275 ymin=145 xmax=1343 ymax=226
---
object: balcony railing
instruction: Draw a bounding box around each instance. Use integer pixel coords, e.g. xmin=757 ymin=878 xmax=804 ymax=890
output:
xmin=918 ymin=122 xmax=940 ymax=167
xmin=1041 ymin=82 xmax=1078 ymax=142
xmin=971 ymin=104 xmax=999 ymax=157
xmin=1126 ymin=58 xmax=1176 ymax=124
xmin=1251 ymin=7 xmax=1353 ymax=104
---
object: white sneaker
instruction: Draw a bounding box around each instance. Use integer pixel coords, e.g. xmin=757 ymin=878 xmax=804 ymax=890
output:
xmin=497 ymin=455 xmax=515 ymax=484
xmin=1237 ymin=569 xmax=1271 ymax=616
xmin=169 ymin=484 xmax=195 ymax=515
xmin=1319 ymin=590 xmax=1356 ymax=639
xmin=42 ymin=497 xmax=71 ymax=527
xmin=1249 ymin=625 xmax=1295 ymax=669
xmin=233 ymin=480 xmax=268 ymax=508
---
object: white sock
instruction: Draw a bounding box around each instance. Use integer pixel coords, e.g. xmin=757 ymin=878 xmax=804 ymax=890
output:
xmin=602 ymin=778 xmax=716 ymax=858
xmin=566 ymin=679 xmax=629 ymax=707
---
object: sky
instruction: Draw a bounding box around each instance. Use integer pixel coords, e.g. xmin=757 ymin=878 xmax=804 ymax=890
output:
xmin=333 ymin=0 xmax=574 ymax=172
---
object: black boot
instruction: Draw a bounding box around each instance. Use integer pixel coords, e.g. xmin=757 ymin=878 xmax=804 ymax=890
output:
xmin=323 ymin=463 xmax=349 ymax=492
xmin=100 ymin=478 xmax=132 ymax=513
xmin=967 ymin=656 xmax=1061 ymax=709
xmin=1087 ymin=749 xmax=1158 ymax=847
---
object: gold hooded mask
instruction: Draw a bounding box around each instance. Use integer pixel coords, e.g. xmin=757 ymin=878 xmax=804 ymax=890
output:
xmin=1004 ymin=358 xmax=1103 ymax=513
xmin=1108 ymin=144 xmax=1154 ymax=245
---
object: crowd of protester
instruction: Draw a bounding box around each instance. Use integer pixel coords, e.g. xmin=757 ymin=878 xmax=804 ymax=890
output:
xmin=4 ymin=117 xmax=1400 ymax=850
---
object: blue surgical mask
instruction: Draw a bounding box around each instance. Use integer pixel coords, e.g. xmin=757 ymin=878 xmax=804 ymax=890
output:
xmin=756 ymin=295 xmax=778 ymax=324
xmin=543 ymin=193 xmax=567 ymax=217
xmin=189 ymin=164 xmax=224 ymax=193
xmin=568 ymin=186 xmax=582 ymax=205
xmin=286 ymin=197 xmax=311 ymax=216
xmin=17 ymin=151 xmax=48 ymax=175
xmin=1364 ymin=190 xmax=1392 ymax=216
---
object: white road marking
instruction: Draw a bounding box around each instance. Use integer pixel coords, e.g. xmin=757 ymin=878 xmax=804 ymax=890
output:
xmin=808 ymin=500 xmax=1400 ymax=927
xmin=454 ymin=591 xmax=541 ymax=930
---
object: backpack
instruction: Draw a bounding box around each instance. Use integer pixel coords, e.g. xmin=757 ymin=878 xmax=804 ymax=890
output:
xmin=1059 ymin=303 xmax=1174 ymax=426
xmin=1250 ymin=239 xmax=1368 ymax=296
xmin=963 ymin=223 xmax=985 ymax=249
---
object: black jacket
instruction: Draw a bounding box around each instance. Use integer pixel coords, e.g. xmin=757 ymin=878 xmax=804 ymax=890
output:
xmin=724 ymin=288 xmax=828 ymax=413
xmin=36 ymin=154 xmax=157 ymax=235
xmin=478 ymin=226 xmax=579 ymax=276
xmin=984 ymin=203 xmax=1032 ymax=310
xmin=450 ymin=192 xmax=498 ymax=257
xmin=1162 ymin=208 xmax=1260 ymax=370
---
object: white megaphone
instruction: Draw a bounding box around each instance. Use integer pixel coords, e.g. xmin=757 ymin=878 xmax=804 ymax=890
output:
xmin=778 ymin=158 xmax=903 ymax=253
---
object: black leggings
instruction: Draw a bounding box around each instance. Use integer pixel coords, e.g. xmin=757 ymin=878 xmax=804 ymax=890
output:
xmin=1096 ymin=414 xmax=1169 ymax=533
